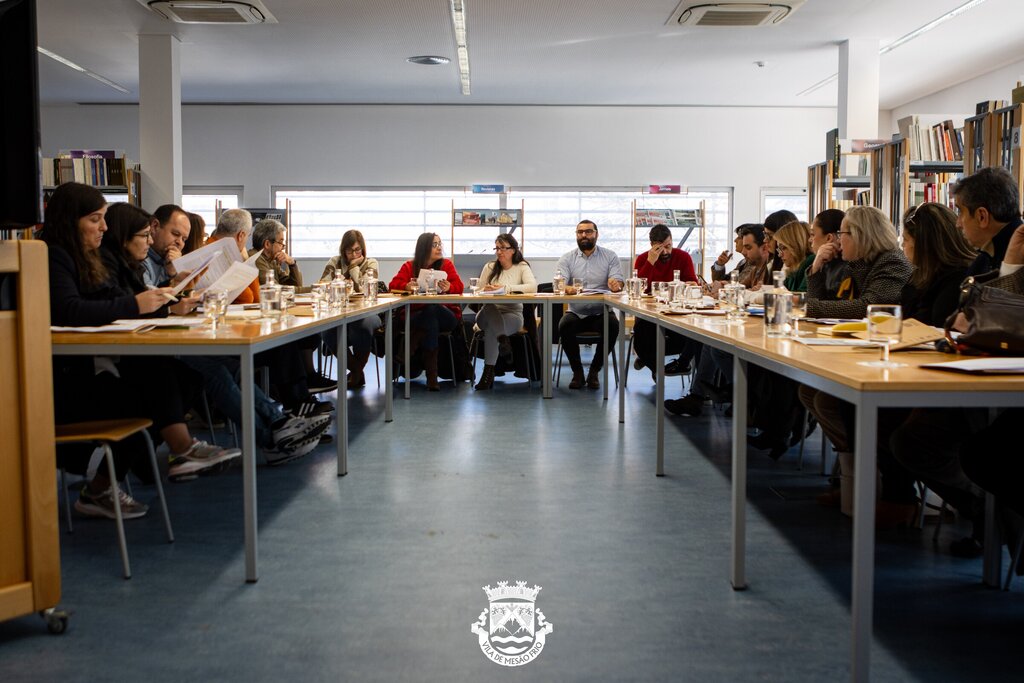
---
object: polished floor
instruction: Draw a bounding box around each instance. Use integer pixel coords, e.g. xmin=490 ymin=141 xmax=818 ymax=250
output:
xmin=1 ymin=357 xmax=1021 ymax=682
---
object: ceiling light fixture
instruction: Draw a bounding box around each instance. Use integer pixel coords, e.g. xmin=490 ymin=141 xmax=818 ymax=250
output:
xmin=407 ymin=55 xmax=451 ymax=65
xmin=37 ymin=46 xmax=130 ymax=94
xmin=449 ymin=0 xmax=471 ymax=95
xmin=796 ymin=0 xmax=989 ymax=96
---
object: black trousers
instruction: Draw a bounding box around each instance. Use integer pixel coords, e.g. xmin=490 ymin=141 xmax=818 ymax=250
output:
xmin=558 ymin=311 xmax=619 ymax=372
xmin=631 ymin=318 xmax=692 ymax=371
xmin=960 ymin=409 xmax=1024 ymax=517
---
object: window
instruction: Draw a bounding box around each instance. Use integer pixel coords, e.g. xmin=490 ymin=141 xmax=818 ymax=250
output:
xmin=181 ymin=188 xmax=242 ymax=232
xmin=761 ymin=187 xmax=808 ymax=223
xmin=275 ymin=187 xmax=732 ymax=276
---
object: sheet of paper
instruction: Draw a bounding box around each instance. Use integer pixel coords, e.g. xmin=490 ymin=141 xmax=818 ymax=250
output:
xmin=170 ymin=252 xmax=219 ymax=295
xmin=170 ymin=239 xmax=241 ymax=293
xmin=245 ymin=250 xmax=262 ymax=266
xmin=416 ymin=268 xmax=448 ymax=291
xmin=113 ymin=317 xmax=206 ymax=328
xmin=201 ymin=261 xmax=260 ymax=304
xmin=476 ymin=286 xmax=506 ymax=296
xmin=793 ymin=337 xmax=878 ymax=347
xmin=921 ymin=357 xmax=1024 ymax=374
xmin=804 ymin=317 xmax=865 ymax=325
xmin=52 ymin=320 xmax=156 ymax=333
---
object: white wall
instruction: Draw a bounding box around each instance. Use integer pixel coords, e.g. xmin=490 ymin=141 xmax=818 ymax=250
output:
xmin=41 ymin=103 xmax=836 ymax=281
xmin=885 ymin=57 xmax=1024 ymax=134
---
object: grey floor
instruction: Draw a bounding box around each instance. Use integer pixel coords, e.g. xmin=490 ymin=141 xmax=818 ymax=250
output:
xmin=1 ymin=355 xmax=1022 ymax=682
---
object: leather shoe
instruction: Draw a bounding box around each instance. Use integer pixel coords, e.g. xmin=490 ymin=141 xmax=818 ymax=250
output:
xmin=586 ymin=369 xmax=600 ymax=390
xmin=664 ymin=358 xmax=690 ymax=376
xmin=665 ymin=394 xmax=704 ymax=416
xmin=568 ymin=370 xmax=585 ymax=390
xmin=747 ymin=432 xmax=788 ymax=461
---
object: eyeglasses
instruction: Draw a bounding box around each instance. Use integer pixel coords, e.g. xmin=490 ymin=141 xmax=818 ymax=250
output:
xmin=575 ymin=229 xmax=596 ymax=236
xmin=344 ymin=246 xmax=363 ymax=254
xmin=837 ymin=230 xmax=853 ymax=236
xmin=133 ymin=231 xmax=152 ymax=241
xmin=273 ymin=240 xmax=285 ymax=246
xmin=493 ymin=246 xmax=512 ymax=251
xmin=431 ymin=241 xmax=443 ymax=248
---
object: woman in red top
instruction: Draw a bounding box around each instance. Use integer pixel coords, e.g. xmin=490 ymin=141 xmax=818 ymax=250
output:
xmin=389 ymin=232 xmax=464 ymax=390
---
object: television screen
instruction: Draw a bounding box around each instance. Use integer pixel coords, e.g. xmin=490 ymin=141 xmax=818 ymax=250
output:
xmin=0 ymin=0 xmax=42 ymax=228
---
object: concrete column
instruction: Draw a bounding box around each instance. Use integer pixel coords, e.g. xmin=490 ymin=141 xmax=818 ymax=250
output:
xmin=138 ymin=34 xmax=182 ymax=208
xmin=837 ymin=39 xmax=880 ymax=140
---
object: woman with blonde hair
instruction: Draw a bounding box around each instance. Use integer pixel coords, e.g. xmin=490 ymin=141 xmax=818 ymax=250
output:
xmin=321 ymin=230 xmax=383 ymax=389
xmin=773 ymin=220 xmax=813 ymax=291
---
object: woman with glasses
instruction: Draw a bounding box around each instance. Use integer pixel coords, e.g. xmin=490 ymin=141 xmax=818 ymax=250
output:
xmin=388 ymin=232 xmax=464 ymax=390
xmin=899 ymin=202 xmax=976 ymax=326
xmin=320 ymin=230 xmax=382 ymax=388
xmin=473 ymin=233 xmax=537 ymax=391
xmin=773 ymin=220 xmax=814 ymax=292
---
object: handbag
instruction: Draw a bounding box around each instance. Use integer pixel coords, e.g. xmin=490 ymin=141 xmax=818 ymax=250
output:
xmin=943 ymin=273 xmax=1024 ymax=355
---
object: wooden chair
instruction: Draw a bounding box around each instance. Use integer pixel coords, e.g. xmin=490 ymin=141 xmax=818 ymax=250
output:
xmin=55 ymin=419 xmax=173 ymax=579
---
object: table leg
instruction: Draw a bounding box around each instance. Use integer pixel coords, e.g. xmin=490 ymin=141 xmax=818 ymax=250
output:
xmin=655 ymin=324 xmax=665 ymax=477
xmin=731 ymin=356 xmax=748 ymax=590
xmin=337 ymin=322 xmax=348 ymax=477
xmin=384 ymin=308 xmax=393 ymax=422
xmin=602 ymin=305 xmax=609 ymax=401
xmin=240 ymin=350 xmax=258 ymax=583
xmin=618 ymin=308 xmax=626 ymax=424
xmin=983 ymin=492 xmax=1001 ymax=587
xmin=851 ymin=397 xmax=879 ymax=682
xmin=543 ymin=300 xmax=552 ymax=399
xmin=404 ymin=303 xmax=411 ymax=400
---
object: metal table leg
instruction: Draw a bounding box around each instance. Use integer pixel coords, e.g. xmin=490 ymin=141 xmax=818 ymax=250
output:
xmin=404 ymin=302 xmax=411 ymax=400
xmin=385 ymin=307 xmax=393 ymax=422
xmin=851 ymin=396 xmax=879 ymax=682
xmin=240 ymin=349 xmax=258 ymax=583
xmin=602 ymin=305 xmax=609 ymax=401
xmin=543 ymin=300 xmax=552 ymax=399
xmin=731 ymin=356 xmax=748 ymax=590
xmin=655 ymin=325 xmax=665 ymax=476
xmin=618 ymin=308 xmax=626 ymax=423
xmin=337 ymin=321 xmax=348 ymax=477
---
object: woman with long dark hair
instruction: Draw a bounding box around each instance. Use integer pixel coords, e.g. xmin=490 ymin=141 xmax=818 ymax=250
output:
xmin=388 ymin=232 xmax=464 ymax=390
xmin=899 ymin=202 xmax=976 ymax=325
xmin=473 ymin=233 xmax=537 ymax=390
xmin=43 ymin=185 xmax=240 ymax=520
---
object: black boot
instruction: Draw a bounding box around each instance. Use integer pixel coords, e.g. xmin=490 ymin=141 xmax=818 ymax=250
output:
xmin=475 ymin=364 xmax=496 ymax=391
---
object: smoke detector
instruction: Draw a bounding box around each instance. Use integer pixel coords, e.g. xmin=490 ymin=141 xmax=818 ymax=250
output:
xmin=139 ymin=1 xmax=277 ymax=24
xmin=667 ymin=1 xmax=804 ymax=27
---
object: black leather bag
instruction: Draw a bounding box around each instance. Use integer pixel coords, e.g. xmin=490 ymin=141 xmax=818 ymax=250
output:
xmin=943 ymin=274 xmax=1024 ymax=355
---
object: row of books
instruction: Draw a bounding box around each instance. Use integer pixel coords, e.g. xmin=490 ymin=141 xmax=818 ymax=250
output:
xmin=895 ymin=116 xmax=964 ymax=162
xmin=909 ymin=180 xmax=956 ymax=208
xmin=42 ymin=155 xmax=137 ymax=188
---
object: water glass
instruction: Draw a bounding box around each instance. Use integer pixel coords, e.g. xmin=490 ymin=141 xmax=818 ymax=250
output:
xmin=364 ymin=278 xmax=378 ymax=304
xmin=426 ymin=278 xmax=438 ymax=296
xmin=788 ymin=292 xmax=807 ymax=336
xmin=202 ymin=289 xmax=228 ymax=334
xmin=764 ymin=290 xmax=792 ymax=337
xmin=654 ymin=281 xmax=670 ymax=305
xmin=572 ymin=278 xmax=583 ymax=295
xmin=469 ymin=277 xmax=480 ymax=295
xmin=311 ymin=283 xmax=328 ymax=315
xmin=279 ymin=285 xmax=296 ymax=315
xmin=329 ymin=279 xmax=346 ymax=311
xmin=859 ymin=304 xmax=906 ymax=368
xmin=259 ymin=283 xmax=282 ymax=320
xmin=724 ymin=284 xmax=748 ymax=321
xmin=684 ymin=285 xmax=703 ymax=312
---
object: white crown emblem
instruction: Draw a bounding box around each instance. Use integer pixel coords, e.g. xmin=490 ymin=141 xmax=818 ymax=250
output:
xmin=482 ymin=580 xmax=541 ymax=602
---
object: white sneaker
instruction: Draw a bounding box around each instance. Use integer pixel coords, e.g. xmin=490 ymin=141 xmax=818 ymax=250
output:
xmin=168 ymin=440 xmax=241 ymax=481
xmin=75 ymin=485 xmax=149 ymax=519
xmin=272 ymin=414 xmax=331 ymax=451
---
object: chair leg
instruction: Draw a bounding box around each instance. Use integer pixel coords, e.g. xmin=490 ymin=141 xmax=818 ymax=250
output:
xmin=374 ymin=353 xmax=381 ymax=388
xmin=1004 ymin=528 xmax=1024 ymax=591
xmin=623 ymin=336 xmax=633 ymax=388
xmin=554 ymin=344 xmax=563 ymax=386
xmin=100 ymin=444 xmax=131 ymax=579
xmin=797 ymin=410 xmax=813 ymax=471
xmin=915 ymin=482 xmax=929 ymax=529
xmin=610 ymin=346 xmax=619 ymax=386
xmin=60 ymin=467 xmax=74 ymax=533
xmin=201 ymin=390 xmax=218 ymax=447
xmin=933 ymin=501 xmax=948 ymax=544
xmin=140 ymin=429 xmax=174 ymax=544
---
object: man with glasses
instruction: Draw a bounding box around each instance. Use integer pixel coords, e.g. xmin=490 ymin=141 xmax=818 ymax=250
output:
xmin=555 ymin=220 xmax=624 ymax=390
xmin=142 ymin=203 xmax=192 ymax=287
xmin=253 ymin=218 xmax=303 ymax=287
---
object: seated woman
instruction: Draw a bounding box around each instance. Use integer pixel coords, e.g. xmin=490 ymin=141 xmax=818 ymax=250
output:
xmin=798 ymin=206 xmax=916 ymax=526
xmin=774 ymin=220 xmax=814 ymax=292
xmin=388 ymin=232 xmax=464 ymax=390
xmin=42 ymin=185 xmax=242 ymax=519
xmin=899 ymin=202 xmax=976 ymax=326
xmin=104 ymin=202 xmax=330 ymax=465
xmin=320 ymin=230 xmax=383 ymax=389
xmin=473 ymin=233 xmax=537 ymax=391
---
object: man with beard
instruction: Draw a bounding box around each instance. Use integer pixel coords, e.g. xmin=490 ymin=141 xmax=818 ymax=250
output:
xmin=631 ymin=223 xmax=698 ymax=378
xmin=556 ymin=219 xmax=625 ymax=389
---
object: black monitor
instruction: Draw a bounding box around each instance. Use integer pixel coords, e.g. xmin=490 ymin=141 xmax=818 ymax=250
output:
xmin=0 ymin=0 xmax=41 ymax=229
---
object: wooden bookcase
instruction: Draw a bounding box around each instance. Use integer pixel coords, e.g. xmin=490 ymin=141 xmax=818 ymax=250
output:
xmin=870 ymin=139 xmax=963 ymax=229
xmin=630 ymin=200 xmax=705 ymax=276
xmin=0 ymin=241 xmax=63 ymax=632
xmin=808 ymin=153 xmax=870 ymax=218
xmin=43 ymin=156 xmax=142 ymax=207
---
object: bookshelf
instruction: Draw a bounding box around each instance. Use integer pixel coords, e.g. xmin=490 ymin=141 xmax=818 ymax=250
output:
xmin=629 ymin=201 xmax=705 ymax=275
xmin=869 ymin=139 xmax=963 ymax=229
xmin=807 ymin=153 xmax=870 ymax=218
xmin=450 ymin=202 xmax=524 ymax=256
xmin=42 ymin=153 xmax=141 ymax=207
xmin=964 ymin=104 xmax=1024 ymax=201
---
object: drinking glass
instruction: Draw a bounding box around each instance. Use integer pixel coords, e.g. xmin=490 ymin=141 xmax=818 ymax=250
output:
xmin=788 ymin=292 xmax=807 ymax=336
xmin=724 ymin=284 xmax=748 ymax=321
xmin=469 ymin=277 xmax=480 ymax=295
xmin=311 ymin=283 xmax=328 ymax=315
xmin=426 ymin=278 xmax=438 ymax=296
xmin=279 ymin=285 xmax=296 ymax=316
xmin=684 ymin=285 xmax=703 ymax=312
xmin=858 ymin=304 xmax=906 ymax=368
xmin=259 ymin=284 xmax=282 ymax=321
xmin=202 ymin=289 xmax=228 ymax=334
xmin=572 ymin=278 xmax=583 ymax=295
xmin=654 ymin=281 xmax=670 ymax=306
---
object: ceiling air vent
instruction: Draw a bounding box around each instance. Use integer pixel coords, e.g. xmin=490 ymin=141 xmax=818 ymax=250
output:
xmin=139 ymin=1 xmax=277 ymax=25
xmin=667 ymin=1 xmax=804 ymax=27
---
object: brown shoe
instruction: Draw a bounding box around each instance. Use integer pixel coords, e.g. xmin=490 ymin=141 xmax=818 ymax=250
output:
xmin=423 ymin=348 xmax=440 ymax=391
xmin=586 ymin=367 xmax=600 ymax=390
xmin=568 ymin=369 xmax=585 ymax=389
xmin=346 ymin=350 xmax=370 ymax=389
xmin=475 ymin=364 xmax=496 ymax=391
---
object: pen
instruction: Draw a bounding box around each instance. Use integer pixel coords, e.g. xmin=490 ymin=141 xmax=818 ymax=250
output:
xmin=147 ymin=285 xmax=178 ymax=303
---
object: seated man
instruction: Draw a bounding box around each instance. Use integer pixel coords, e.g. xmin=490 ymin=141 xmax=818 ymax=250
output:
xmin=141 ymin=203 xmax=191 ymax=288
xmin=632 ymin=223 xmax=698 ymax=378
xmin=556 ymin=219 xmax=624 ymax=389
xmin=665 ymin=223 xmax=770 ymax=417
xmin=253 ymin=218 xmax=303 ymax=287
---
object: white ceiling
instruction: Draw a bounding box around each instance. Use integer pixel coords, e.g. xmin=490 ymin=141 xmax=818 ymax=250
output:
xmin=35 ymin=0 xmax=1024 ymax=109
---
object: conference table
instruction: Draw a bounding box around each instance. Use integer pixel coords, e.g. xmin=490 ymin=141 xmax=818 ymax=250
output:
xmin=52 ymin=292 xmax=1024 ymax=681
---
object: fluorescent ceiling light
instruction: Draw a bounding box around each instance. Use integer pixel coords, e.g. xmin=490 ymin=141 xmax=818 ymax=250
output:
xmin=407 ymin=55 xmax=450 ymax=65
xmin=38 ymin=46 xmax=130 ymax=94
xmin=797 ymin=0 xmax=989 ymax=97
xmin=449 ymin=0 xmax=471 ymax=95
